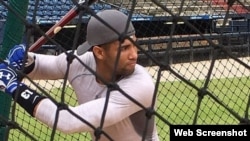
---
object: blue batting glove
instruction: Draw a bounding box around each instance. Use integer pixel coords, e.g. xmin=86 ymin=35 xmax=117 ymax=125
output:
xmin=0 ymin=63 xmax=19 ymax=94
xmin=6 ymin=44 xmax=26 ymax=70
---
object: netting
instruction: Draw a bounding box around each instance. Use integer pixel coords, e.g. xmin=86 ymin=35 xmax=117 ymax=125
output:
xmin=0 ymin=0 xmax=250 ymax=141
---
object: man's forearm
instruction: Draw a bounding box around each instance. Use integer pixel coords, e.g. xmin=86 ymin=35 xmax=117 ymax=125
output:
xmin=12 ymin=84 xmax=45 ymax=116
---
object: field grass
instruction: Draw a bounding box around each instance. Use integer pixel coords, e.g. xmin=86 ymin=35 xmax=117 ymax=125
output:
xmin=8 ymin=76 xmax=249 ymax=141
xmin=156 ymin=76 xmax=249 ymax=140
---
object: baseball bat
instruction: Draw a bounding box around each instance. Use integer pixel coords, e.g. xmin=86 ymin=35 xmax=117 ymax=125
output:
xmin=29 ymin=0 xmax=97 ymax=52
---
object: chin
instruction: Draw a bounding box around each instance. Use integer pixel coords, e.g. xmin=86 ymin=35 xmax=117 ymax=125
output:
xmin=124 ymin=68 xmax=135 ymax=76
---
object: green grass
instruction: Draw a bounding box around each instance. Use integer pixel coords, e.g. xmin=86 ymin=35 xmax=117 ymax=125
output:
xmin=156 ymin=76 xmax=249 ymax=140
xmin=8 ymin=76 xmax=250 ymax=141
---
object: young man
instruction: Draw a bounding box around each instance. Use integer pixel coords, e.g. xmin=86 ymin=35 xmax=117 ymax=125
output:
xmin=0 ymin=9 xmax=159 ymax=141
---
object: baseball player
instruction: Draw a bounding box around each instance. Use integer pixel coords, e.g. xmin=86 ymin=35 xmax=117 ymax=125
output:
xmin=0 ymin=9 xmax=159 ymax=141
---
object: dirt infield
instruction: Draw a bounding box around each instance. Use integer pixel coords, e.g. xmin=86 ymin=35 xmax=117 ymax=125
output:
xmin=146 ymin=57 xmax=250 ymax=82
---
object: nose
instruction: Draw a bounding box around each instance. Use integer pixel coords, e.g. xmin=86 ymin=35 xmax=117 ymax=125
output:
xmin=129 ymin=44 xmax=138 ymax=60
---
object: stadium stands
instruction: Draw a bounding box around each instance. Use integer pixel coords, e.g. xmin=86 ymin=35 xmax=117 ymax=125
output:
xmin=0 ymin=0 xmax=250 ymax=61
xmin=0 ymin=0 xmax=249 ymax=23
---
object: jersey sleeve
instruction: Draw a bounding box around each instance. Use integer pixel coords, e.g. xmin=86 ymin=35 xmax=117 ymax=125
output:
xmin=27 ymin=52 xmax=68 ymax=79
xmin=27 ymin=51 xmax=93 ymax=80
xmin=34 ymin=65 xmax=155 ymax=133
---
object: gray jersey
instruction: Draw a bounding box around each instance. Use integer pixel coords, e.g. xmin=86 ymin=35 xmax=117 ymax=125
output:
xmin=29 ymin=52 xmax=159 ymax=141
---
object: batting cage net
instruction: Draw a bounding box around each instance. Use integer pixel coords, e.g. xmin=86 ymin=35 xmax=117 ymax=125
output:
xmin=0 ymin=0 xmax=250 ymax=141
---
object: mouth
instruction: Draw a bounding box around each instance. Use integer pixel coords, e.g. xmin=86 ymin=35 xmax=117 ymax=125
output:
xmin=128 ymin=61 xmax=136 ymax=67
xmin=129 ymin=60 xmax=137 ymax=65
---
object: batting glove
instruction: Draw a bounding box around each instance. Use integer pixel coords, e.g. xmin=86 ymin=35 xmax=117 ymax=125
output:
xmin=0 ymin=63 xmax=19 ymax=94
xmin=5 ymin=44 xmax=26 ymax=70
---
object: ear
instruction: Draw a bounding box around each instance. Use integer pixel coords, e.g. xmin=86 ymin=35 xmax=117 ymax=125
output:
xmin=92 ymin=46 xmax=105 ymax=60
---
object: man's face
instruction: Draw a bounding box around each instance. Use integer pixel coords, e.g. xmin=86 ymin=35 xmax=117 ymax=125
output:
xmin=103 ymin=35 xmax=138 ymax=76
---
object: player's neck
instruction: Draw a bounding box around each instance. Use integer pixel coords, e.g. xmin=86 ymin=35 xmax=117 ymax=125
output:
xmin=96 ymin=69 xmax=122 ymax=84
xmin=96 ymin=74 xmax=123 ymax=84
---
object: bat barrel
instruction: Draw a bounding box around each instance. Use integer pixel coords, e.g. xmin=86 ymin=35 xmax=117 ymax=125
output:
xmin=28 ymin=0 xmax=98 ymax=52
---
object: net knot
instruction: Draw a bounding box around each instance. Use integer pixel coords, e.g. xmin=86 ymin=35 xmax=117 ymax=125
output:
xmin=197 ymin=88 xmax=207 ymax=99
xmin=94 ymin=127 xmax=103 ymax=140
xmin=145 ymin=107 xmax=155 ymax=119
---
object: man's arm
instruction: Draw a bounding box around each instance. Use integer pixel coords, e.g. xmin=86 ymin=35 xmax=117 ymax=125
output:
xmin=34 ymin=72 xmax=154 ymax=133
xmin=1 ymin=63 xmax=154 ymax=134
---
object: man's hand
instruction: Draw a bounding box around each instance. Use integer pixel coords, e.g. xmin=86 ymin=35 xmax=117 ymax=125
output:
xmin=0 ymin=63 xmax=45 ymax=116
xmin=6 ymin=44 xmax=26 ymax=70
xmin=0 ymin=63 xmax=19 ymax=94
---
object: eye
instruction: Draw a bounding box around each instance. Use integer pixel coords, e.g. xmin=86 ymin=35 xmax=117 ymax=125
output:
xmin=120 ymin=45 xmax=129 ymax=51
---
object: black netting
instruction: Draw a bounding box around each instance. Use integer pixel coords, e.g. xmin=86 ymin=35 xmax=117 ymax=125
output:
xmin=0 ymin=0 xmax=249 ymax=141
